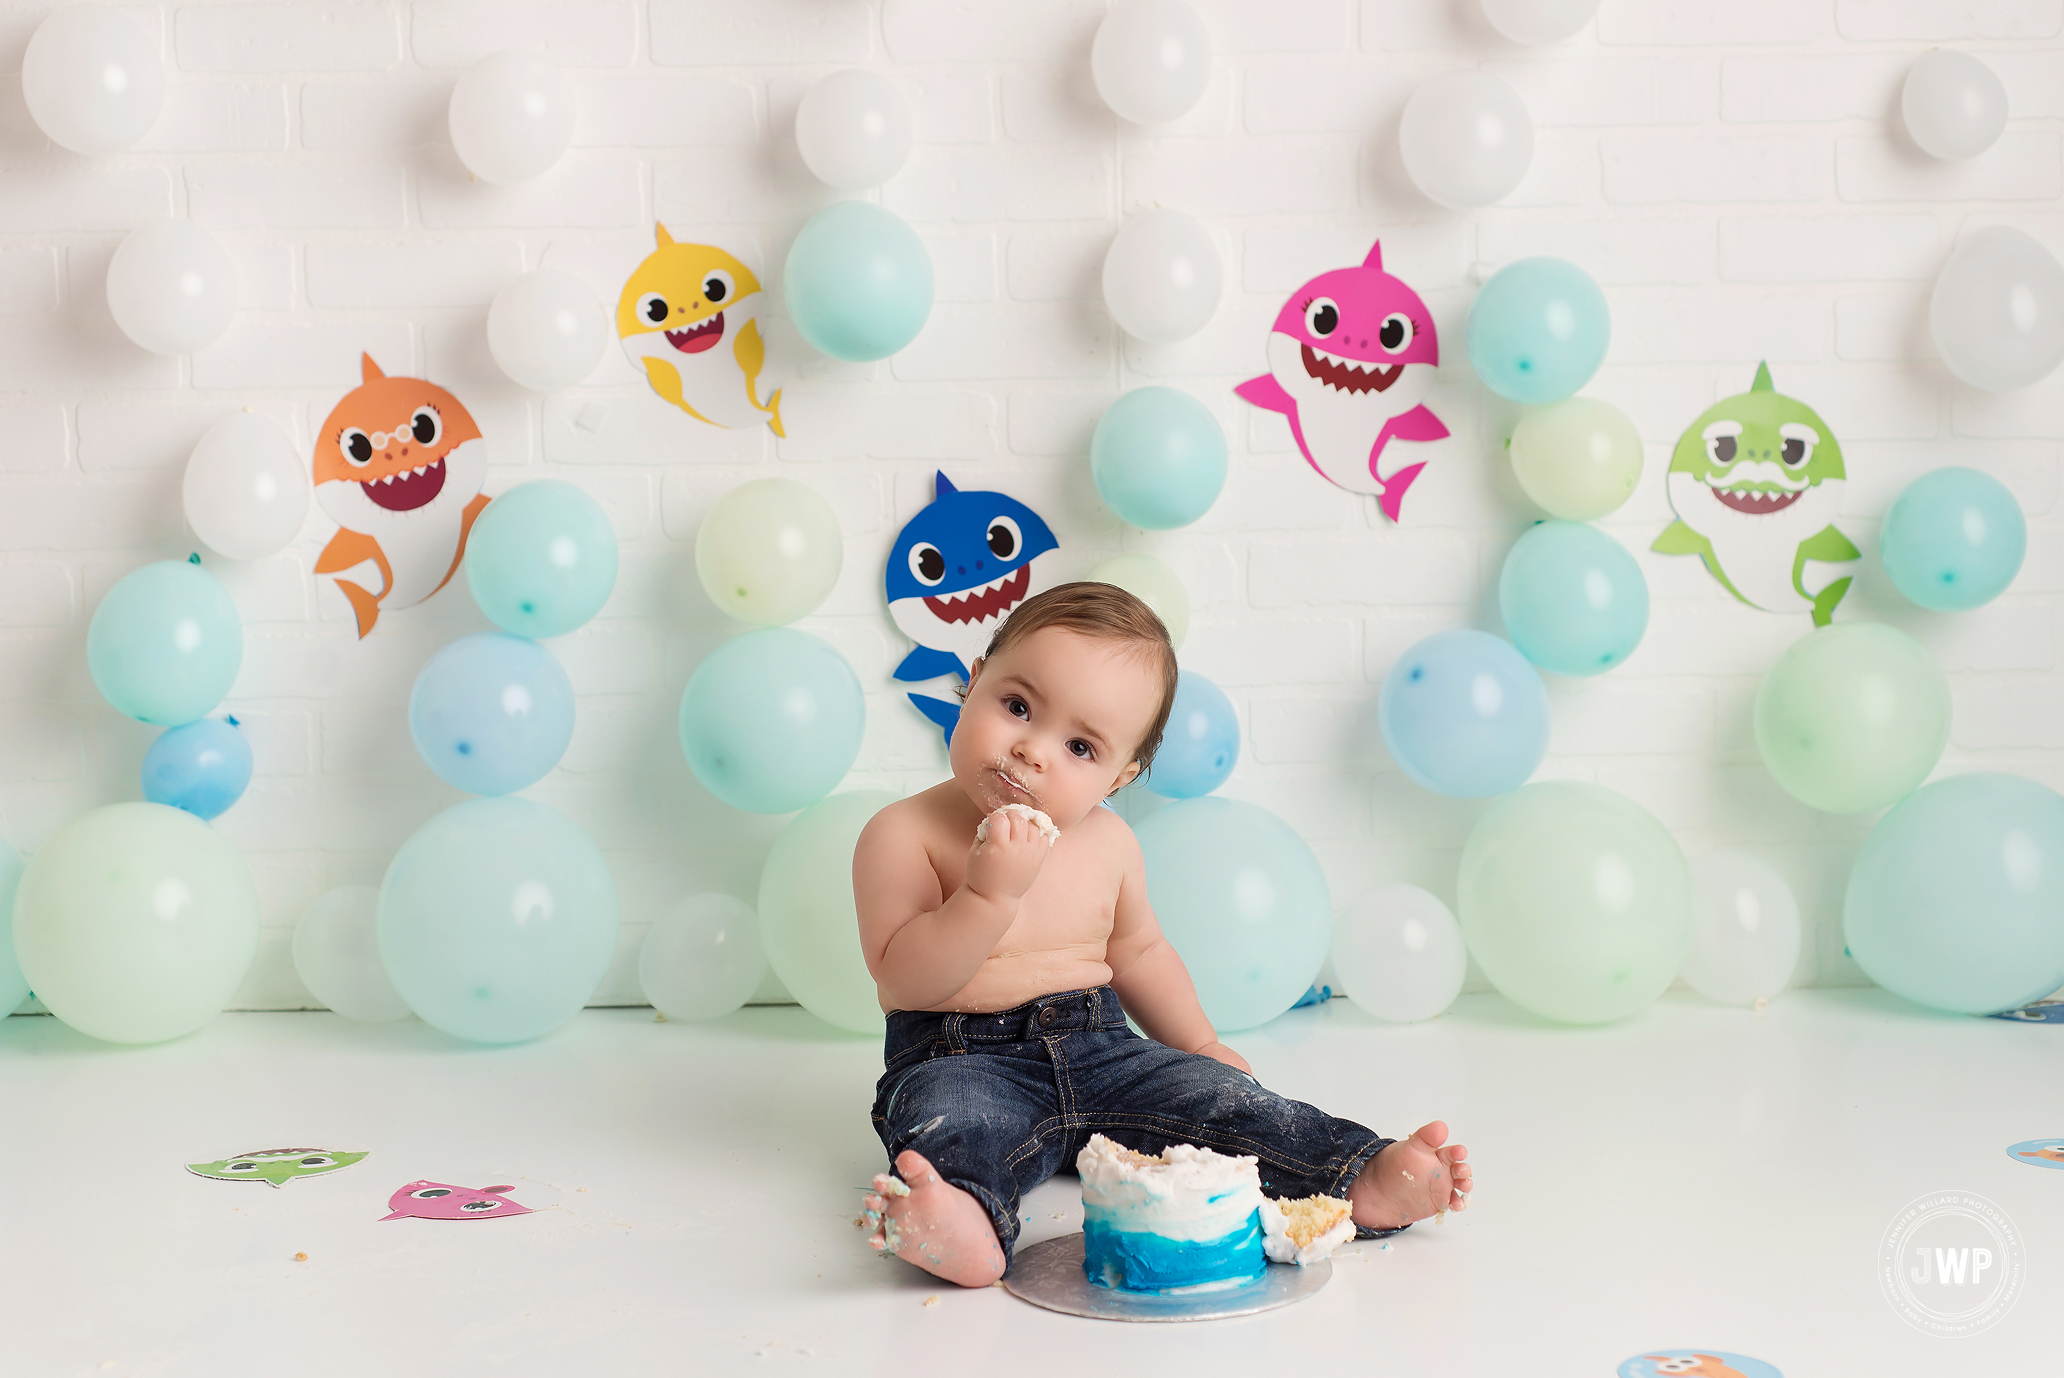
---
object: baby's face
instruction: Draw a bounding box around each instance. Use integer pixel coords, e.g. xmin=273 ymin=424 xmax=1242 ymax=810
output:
xmin=950 ymin=626 xmax=1161 ymax=830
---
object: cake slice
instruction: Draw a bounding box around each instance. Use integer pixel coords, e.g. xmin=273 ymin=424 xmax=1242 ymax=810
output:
xmin=975 ymin=803 xmax=1061 ymax=847
xmin=1076 ymin=1134 xmax=1266 ymax=1293
xmin=1259 ymin=1193 xmax=1356 ymax=1266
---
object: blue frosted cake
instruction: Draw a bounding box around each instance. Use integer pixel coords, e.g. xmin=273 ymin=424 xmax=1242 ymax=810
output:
xmin=1076 ymin=1134 xmax=1267 ymax=1293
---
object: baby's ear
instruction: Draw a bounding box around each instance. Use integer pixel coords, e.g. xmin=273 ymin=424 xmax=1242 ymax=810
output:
xmin=1109 ymin=761 xmax=1142 ymax=795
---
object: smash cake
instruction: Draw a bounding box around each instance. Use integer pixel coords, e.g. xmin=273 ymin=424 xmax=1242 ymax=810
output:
xmin=1076 ymin=1134 xmax=1354 ymax=1293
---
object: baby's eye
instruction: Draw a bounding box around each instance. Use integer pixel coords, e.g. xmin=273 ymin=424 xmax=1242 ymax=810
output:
xmin=1067 ymin=740 xmax=1093 ymax=760
xmin=1006 ymin=697 xmax=1029 ymax=720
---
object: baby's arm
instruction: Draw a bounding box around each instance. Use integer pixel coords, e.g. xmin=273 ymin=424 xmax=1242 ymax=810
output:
xmin=1104 ymin=828 xmax=1251 ymax=1075
xmin=855 ymin=804 xmax=1052 ymax=1012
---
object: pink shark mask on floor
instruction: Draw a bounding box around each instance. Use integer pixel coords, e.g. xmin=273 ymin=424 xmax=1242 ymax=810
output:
xmin=379 ymin=1180 xmax=534 ymax=1221
xmin=1235 ymin=240 xmax=1450 ymax=522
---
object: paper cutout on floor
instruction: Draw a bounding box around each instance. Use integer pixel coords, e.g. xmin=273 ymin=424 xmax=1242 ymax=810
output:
xmin=616 ymin=224 xmax=784 ymax=436
xmin=313 ymin=354 xmax=491 ymax=639
xmin=1652 ymin=362 xmax=1860 ymax=628
xmin=1234 ymin=239 xmax=1449 ymax=523
xmin=2007 ymin=1138 xmax=2064 ymax=1169
xmin=886 ymin=471 xmax=1058 ymax=745
xmin=1989 ymin=995 xmax=2064 ymax=1023
xmin=186 ymin=1147 xmax=369 ymax=1189
xmin=1617 ymin=1352 xmax=1782 ymax=1378
xmin=379 ymin=1180 xmax=535 ymax=1221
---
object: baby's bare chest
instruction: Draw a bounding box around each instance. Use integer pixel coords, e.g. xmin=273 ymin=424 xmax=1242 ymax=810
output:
xmin=931 ymin=839 xmax=1120 ymax=953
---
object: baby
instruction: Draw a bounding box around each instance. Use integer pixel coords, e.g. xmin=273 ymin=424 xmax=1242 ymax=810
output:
xmin=852 ymin=582 xmax=1472 ymax=1286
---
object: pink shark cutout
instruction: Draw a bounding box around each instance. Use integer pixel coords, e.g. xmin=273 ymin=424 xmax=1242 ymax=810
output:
xmin=1235 ymin=239 xmax=1451 ymax=523
xmin=378 ymin=1179 xmax=534 ymax=1222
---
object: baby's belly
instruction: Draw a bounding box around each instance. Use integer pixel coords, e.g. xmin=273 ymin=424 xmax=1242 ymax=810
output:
xmin=927 ymin=943 xmax=1114 ymax=1014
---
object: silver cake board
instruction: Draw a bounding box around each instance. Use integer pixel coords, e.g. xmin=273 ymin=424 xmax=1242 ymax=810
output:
xmin=1002 ymin=1232 xmax=1331 ymax=1322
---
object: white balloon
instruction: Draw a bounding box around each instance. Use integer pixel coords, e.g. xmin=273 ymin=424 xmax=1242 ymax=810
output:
xmin=1102 ymin=208 xmax=1222 ymax=345
xmin=1681 ymin=852 xmax=1800 ymax=1006
xmin=1331 ymin=884 xmax=1467 ymax=1023
xmin=1092 ymin=0 xmax=1212 ymax=125
xmin=1399 ymin=71 xmax=1536 ymax=209
xmin=21 ymin=3 xmax=163 ymax=154
xmin=487 ymin=268 xmax=608 ymax=390
xmin=449 ymin=49 xmax=575 ymax=185
xmin=639 ymin=893 xmax=768 ymax=1022
xmin=1479 ymin=0 xmax=1600 ymax=43
xmin=293 ymin=886 xmax=413 ymax=1023
xmin=105 ymin=219 xmax=237 ymax=356
xmin=1903 ymin=50 xmax=2008 ymax=162
xmin=1930 ymin=225 xmax=2064 ymax=391
xmin=795 ymin=69 xmax=913 ymax=191
xmin=184 ymin=412 xmax=309 ymax=561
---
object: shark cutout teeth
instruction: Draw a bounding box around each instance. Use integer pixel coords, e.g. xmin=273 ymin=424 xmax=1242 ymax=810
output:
xmin=1301 ymin=343 xmax=1403 ymax=395
xmin=922 ymin=564 xmax=1031 ymax=626
xmin=1708 ymin=484 xmax=1804 ymax=515
xmin=360 ymin=456 xmax=447 ymax=513
xmin=665 ymin=312 xmax=725 ymax=354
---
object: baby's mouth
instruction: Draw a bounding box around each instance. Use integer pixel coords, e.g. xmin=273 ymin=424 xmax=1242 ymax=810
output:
xmin=992 ymin=766 xmax=1033 ymax=800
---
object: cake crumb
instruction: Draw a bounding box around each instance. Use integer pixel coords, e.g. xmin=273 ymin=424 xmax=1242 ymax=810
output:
xmin=1754 ymin=997 xmax=1767 ymax=1015
xmin=923 ymin=1295 xmax=939 ymax=1308
xmin=1400 ymin=1169 xmax=1413 ymax=1182
xmin=293 ymin=1252 xmax=307 ymax=1262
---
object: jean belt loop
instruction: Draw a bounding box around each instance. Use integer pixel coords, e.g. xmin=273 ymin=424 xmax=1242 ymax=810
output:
xmin=942 ymin=1011 xmax=961 ymax=1054
xmin=1089 ymin=986 xmax=1104 ymax=1027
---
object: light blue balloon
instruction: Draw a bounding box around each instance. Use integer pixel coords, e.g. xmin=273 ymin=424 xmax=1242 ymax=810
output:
xmin=1091 ymin=387 xmax=1229 ymax=530
xmin=408 ymin=633 xmax=575 ymax=795
xmin=1499 ymin=520 xmax=1650 ymax=677
xmin=1 ymin=836 xmax=27 ymax=1016
xmin=378 ymin=796 xmax=618 ymax=1043
xmin=784 ymin=200 xmax=934 ymax=362
xmin=1845 ymin=773 xmax=2064 ymax=1015
xmin=679 ymin=628 xmax=864 ymax=814
xmin=1147 ymin=672 xmax=1238 ymax=799
xmin=141 ymin=717 xmax=252 ymax=821
xmin=1880 ymin=466 xmax=2027 ymax=612
xmin=1379 ymin=629 xmax=1549 ymax=798
xmin=87 ymin=558 xmax=242 ymax=726
xmin=465 ymin=479 xmax=620 ymax=639
xmin=1134 ymin=797 xmax=1331 ymax=1032
xmin=1466 ymin=257 xmax=1610 ymax=405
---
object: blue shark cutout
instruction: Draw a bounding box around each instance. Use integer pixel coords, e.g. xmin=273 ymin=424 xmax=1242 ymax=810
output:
xmin=886 ymin=471 xmax=1059 ymax=745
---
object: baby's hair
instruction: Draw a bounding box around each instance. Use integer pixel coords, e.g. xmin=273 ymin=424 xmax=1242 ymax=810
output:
xmin=968 ymin=582 xmax=1180 ymax=775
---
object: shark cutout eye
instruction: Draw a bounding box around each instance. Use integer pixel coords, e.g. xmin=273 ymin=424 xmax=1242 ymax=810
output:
xmin=702 ymin=270 xmax=733 ymax=305
xmin=908 ymin=543 xmax=946 ymax=586
xmin=1778 ymin=422 xmax=1817 ymax=469
xmin=1702 ymin=420 xmax=1742 ymax=467
xmin=297 ymin=1156 xmax=333 ymax=1168
xmin=1378 ymin=313 xmax=1413 ymax=353
xmin=411 ymin=1187 xmax=453 ymax=1199
xmin=459 ymin=1198 xmax=502 ymax=1211
xmin=340 ymin=428 xmax=373 ymax=467
xmin=637 ymin=291 xmax=669 ymax=325
xmin=1304 ymin=297 xmax=1339 ymax=339
xmin=410 ymin=407 xmax=441 ymax=447
xmin=223 ymin=1161 xmax=259 ymax=1172
xmin=987 ymin=516 xmax=1022 ymax=560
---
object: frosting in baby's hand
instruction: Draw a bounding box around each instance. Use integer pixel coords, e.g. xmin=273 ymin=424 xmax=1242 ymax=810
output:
xmin=975 ymin=803 xmax=1060 ymax=848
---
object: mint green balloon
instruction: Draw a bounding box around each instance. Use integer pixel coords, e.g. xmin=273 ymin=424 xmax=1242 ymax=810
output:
xmin=757 ymin=791 xmax=898 ymax=1035
xmin=464 ymin=479 xmax=619 ymax=638
xmin=0 ymin=836 xmax=27 ymax=1016
xmin=87 ymin=559 xmax=242 ymax=725
xmin=12 ymin=803 xmax=259 ymax=1044
xmin=1754 ymin=623 xmax=1949 ymax=815
xmin=1458 ymin=781 xmax=1693 ymax=1025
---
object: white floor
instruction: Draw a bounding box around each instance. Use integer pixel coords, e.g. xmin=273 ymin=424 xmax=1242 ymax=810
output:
xmin=2 ymin=989 xmax=2055 ymax=1376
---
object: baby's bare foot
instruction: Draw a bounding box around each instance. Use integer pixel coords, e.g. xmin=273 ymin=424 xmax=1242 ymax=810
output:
xmin=854 ymin=1150 xmax=1006 ymax=1288
xmin=1347 ymin=1120 xmax=1472 ymax=1231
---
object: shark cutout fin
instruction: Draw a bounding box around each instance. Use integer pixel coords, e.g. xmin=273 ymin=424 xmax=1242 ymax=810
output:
xmin=1751 ymin=361 xmax=1773 ymax=393
xmin=1363 ymin=239 xmax=1384 ymax=271
xmin=934 ymin=470 xmax=958 ymax=499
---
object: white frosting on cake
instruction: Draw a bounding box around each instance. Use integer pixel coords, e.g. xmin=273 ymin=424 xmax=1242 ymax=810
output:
xmin=974 ymin=803 xmax=1060 ymax=847
xmin=1076 ymin=1134 xmax=1263 ymax=1243
xmin=1259 ymin=1196 xmax=1357 ymax=1265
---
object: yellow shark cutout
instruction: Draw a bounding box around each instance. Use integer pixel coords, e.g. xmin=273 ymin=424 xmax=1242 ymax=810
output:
xmin=616 ymin=225 xmax=784 ymax=437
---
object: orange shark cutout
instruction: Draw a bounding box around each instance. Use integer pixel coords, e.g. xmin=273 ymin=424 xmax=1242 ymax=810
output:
xmin=312 ymin=354 xmax=491 ymax=638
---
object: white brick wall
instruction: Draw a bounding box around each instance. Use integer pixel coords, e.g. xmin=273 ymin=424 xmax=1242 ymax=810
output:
xmin=2 ymin=0 xmax=2060 ymax=1014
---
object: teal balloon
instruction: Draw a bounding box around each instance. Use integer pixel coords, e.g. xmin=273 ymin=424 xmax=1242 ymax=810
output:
xmin=1844 ymin=773 xmax=2064 ymax=1015
xmin=1498 ymin=520 xmax=1650 ymax=676
xmin=1091 ymin=386 xmax=1228 ymax=529
xmin=87 ymin=559 xmax=242 ymax=725
xmin=378 ymin=796 xmax=619 ymax=1044
xmin=1466 ymin=257 xmax=1610 ymax=405
xmin=1880 ymin=466 xmax=2026 ymax=612
xmin=679 ymin=628 xmax=864 ymax=814
xmin=1147 ymin=672 xmax=1238 ymax=798
xmin=758 ymin=790 xmax=900 ymax=1035
xmin=141 ymin=717 xmax=252 ymax=820
xmin=0 ymin=836 xmax=27 ymax=1016
xmin=784 ymin=200 xmax=934 ymax=362
xmin=464 ymin=479 xmax=620 ymax=638
xmin=409 ymin=633 xmax=575 ymax=796
xmin=1379 ymin=629 xmax=1549 ymax=798
xmin=1133 ymin=797 xmax=1331 ymax=1031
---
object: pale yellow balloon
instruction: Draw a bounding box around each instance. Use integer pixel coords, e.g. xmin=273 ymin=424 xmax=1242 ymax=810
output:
xmin=695 ymin=478 xmax=844 ymax=626
xmin=1509 ymin=396 xmax=1644 ymax=521
xmin=757 ymin=790 xmax=899 ymax=1034
xmin=1090 ymin=552 xmax=1191 ymax=649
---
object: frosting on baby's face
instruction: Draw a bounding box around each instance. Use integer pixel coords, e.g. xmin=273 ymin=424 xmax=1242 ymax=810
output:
xmin=949 ymin=626 xmax=1160 ymax=831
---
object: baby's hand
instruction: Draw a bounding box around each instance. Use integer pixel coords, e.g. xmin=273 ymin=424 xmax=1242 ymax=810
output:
xmin=965 ymin=807 xmax=1050 ymax=906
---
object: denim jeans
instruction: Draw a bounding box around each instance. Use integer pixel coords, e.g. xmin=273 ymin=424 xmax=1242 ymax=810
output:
xmin=870 ymin=984 xmax=1408 ymax=1251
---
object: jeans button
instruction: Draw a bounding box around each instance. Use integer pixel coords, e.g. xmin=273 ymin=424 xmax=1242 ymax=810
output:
xmin=1038 ymin=1006 xmax=1057 ymax=1028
